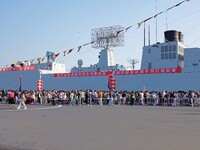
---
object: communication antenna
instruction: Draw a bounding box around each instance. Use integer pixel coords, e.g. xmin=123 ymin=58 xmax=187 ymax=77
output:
xmin=144 ymin=22 xmax=146 ymax=47
xmin=127 ymin=58 xmax=139 ymax=70
xmin=91 ymin=25 xmax=124 ymax=49
xmin=155 ymin=0 xmax=158 ymax=43
xmin=148 ymin=25 xmax=151 ymax=46
xmin=166 ymin=7 xmax=168 ymax=30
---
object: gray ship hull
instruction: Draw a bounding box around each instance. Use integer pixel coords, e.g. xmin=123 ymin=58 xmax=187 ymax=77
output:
xmin=0 ymin=69 xmax=199 ymax=92
xmin=0 ymin=70 xmax=40 ymax=90
xmin=43 ymin=72 xmax=199 ymax=91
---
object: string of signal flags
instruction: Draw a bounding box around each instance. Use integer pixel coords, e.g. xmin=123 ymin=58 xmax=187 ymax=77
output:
xmin=12 ymin=0 xmax=191 ymax=66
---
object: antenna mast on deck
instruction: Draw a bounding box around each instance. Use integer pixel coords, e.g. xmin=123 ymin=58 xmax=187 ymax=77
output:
xmin=155 ymin=0 xmax=158 ymax=43
xmin=128 ymin=58 xmax=139 ymax=70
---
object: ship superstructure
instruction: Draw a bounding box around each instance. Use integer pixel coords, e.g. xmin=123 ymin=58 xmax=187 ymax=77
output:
xmin=44 ymin=30 xmax=200 ymax=91
xmin=70 ymin=48 xmax=126 ymax=73
xmin=141 ymin=30 xmax=185 ymax=70
xmin=1 ymin=30 xmax=200 ymax=91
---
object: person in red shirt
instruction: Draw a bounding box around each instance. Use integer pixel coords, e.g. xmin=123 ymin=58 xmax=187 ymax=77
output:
xmin=9 ymin=90 xmax=15 ymax=107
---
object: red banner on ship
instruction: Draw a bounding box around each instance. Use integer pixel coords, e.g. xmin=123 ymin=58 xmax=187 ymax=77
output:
xmin=54 ymin=68 xmax=182 ymax=78
xmin=0 ymin=66 xmax=36 ymax=72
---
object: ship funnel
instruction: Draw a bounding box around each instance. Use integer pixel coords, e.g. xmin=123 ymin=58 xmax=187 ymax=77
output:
xmin=164 ymin=30 xmax=183 ymax=43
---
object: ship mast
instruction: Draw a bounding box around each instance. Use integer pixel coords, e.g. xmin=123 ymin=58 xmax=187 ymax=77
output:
xmin=155 ymin=0 xmax=158 ymax=43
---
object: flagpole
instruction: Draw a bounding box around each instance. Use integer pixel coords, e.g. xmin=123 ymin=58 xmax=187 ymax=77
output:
xmin=155 ymin=0 xmax=158 ymax=43
xmin=166 ymin=9 xmax=168 ymax=30
xmin=144 ymin=22 xmax=146 ymax=47
xmin=148 ymin=25 xmax=150 ymax=46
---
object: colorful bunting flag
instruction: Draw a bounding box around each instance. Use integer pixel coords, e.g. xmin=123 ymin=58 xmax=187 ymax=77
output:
xmin=166 ymin=1 xmax=185 ymax=12
xmin=67 ymin=48 xmax=74 ymax=54
xmin=116 ymin=29 xmax=124 ymax=36
xmin=91 ymin=41 xmax=95 ymax=44
xmin=9 ymin=0 xmax=191 ymax=65
xmin=13 ymin=61 xmax=18 ymax=65
xmin=16 ymin=61 xmax=21 ymax=65
xmin=144 ymin=16 xmax=154 ymax=22
xmin=137 ymin=16 xmax=154 ymax=29
xmin=54 ymin=53 xmax=60 ymax=58
xmin=125 ymin=25 xmax=133 ymax=32
xmin=83 ymin=42 xmax=90 ymax=47
xmin=137 ymin=21 xmax=143 ymax=29
xmin=63 ymin=50 xmax=67 ymax=56
xmin=37 ymin=58 xmax=41 ymax=64
xmin=137 ymin=0 xmax=190 ymax=29
xmin=47 ymin=54 xmax=51 ymax=59
xmin=154 ymin=11 xmax=164 ymax=18
xmin=77 ymin=46 xmax=82 ymax=52
xmin=42 ymin=56 xmax=47 ymax=62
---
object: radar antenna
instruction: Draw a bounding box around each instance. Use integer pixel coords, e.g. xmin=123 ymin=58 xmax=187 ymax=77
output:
xmin=127 ymin=58 xmax=139 ymax=70
xmin=91 ymin=25 xmax=124 ymax=49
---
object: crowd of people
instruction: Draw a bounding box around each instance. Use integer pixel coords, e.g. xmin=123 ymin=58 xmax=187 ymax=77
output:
xmin=0 ymin=89 xmax=200 ymax=108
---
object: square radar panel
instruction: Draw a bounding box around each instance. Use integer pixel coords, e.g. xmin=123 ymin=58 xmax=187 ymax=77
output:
xmin=91 ymin=25 xmax=124 ymax=49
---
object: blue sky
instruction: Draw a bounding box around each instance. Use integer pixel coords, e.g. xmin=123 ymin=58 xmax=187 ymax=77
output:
xmin=0 ymin=0 xmax=200 ymax=70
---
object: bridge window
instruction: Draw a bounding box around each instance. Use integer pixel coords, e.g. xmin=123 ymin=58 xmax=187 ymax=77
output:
xmin=173 ymin=52 xmax=176 ymax=59
xmin=161 ymin=45 xmax=177 ymax=60
xmin=148 ymin=62 xmax=152 ymax=69
xmin=148 ymin=49 xmax=151 ymax=54
xmin=161 ymin=53 xmax=164 ymax=60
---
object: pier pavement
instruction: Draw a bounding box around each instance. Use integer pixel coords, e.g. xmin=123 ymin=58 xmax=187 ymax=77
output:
xmin=0 ymin=104 xmax=200 ymax=150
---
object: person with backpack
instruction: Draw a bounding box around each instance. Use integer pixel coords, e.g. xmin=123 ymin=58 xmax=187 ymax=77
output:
xmin=17 ymin=91 xmax=27 ymax=110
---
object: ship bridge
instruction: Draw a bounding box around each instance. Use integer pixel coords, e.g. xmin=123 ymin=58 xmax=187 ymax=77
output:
xmin=141 ymin=30 xmax=185 ymax=70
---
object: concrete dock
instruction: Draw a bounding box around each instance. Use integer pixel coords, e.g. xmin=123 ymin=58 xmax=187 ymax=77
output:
xmin=0 ymin=104 xmax=200 ymax=150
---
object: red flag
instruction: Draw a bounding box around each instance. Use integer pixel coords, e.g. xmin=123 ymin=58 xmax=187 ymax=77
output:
xmin=63 ymin=50 xmax=67 ymax=56
xmin=54 ymin=53 xmax=60 ymax=57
